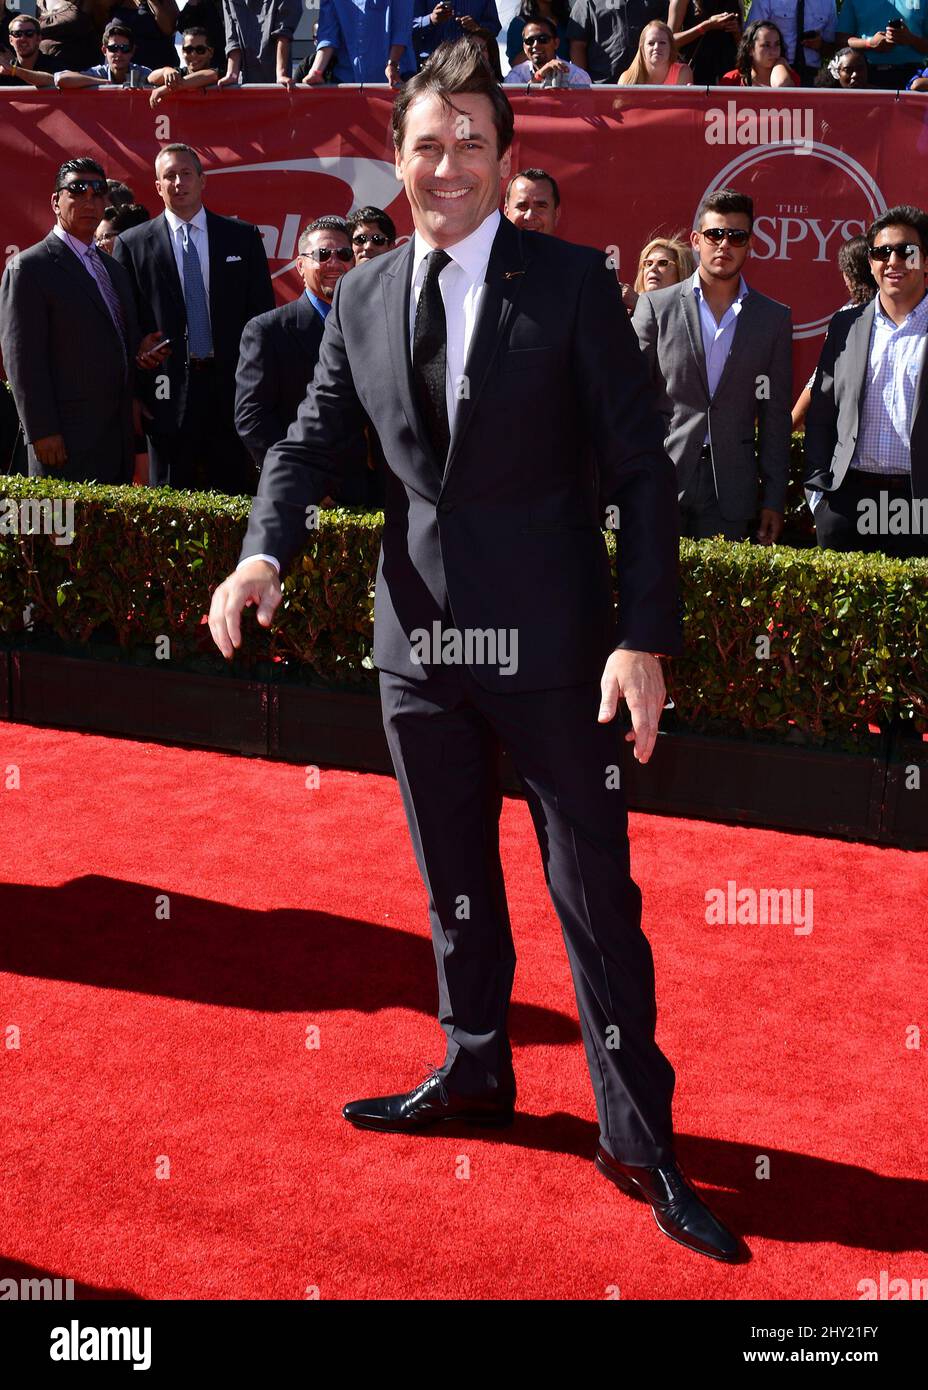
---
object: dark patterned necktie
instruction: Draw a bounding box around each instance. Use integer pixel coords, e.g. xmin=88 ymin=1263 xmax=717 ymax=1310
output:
xmin=412 ymin=249 xmax=452 ymax=469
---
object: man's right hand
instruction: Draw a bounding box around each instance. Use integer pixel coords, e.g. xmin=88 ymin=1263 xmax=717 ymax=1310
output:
xmin=208 ymin=558 xmax=282 ymax=659
xmin=33 ymin=434 xmax=67 ymax=468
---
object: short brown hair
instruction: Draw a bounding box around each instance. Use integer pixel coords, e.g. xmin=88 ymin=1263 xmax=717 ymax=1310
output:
xmin=155 ymin=143 xmax=204 ymax=177
xmin=392 ymin=38 xmax=514 ymax=159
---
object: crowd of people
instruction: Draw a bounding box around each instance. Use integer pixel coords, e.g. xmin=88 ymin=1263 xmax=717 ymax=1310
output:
xmin=4 ymin=0 xmax=928 ymax=91
xmin=0 ymin=24 xmax=926 ymax=562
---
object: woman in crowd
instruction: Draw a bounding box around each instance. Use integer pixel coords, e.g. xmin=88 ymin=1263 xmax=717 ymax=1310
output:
xmin=668 ymin=0 xmax=740 ymax=86
xmin=720 ymin=19 xmax=798 ymax=86
xmin=94 ymin=201 xmax=150 ymax=254
xmin=36 ymin=0 xmax=102 ymax=70
xmin=469 ymin=24 xmax=504 ymax=82
xmin=618 ymin=19 xmax=693 ymax=85
xmin=506 ymin=0 xmax=569 ymax=65
xmin=149 ymin=22 xmax=220 ymax=101
xmin=619 ymin=234 xmax=694 ymax=314
xmin=815 ymin=46 xmax=868 ymax=87
xmin=791 ymin=236 xmax=876 ymax=431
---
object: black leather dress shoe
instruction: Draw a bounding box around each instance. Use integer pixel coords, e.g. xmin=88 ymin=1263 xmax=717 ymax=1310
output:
xmin=343 ymin=1069 xmax=516 ymax=1134
xmin=595 ymin=1145 xmax=742 ymax=1262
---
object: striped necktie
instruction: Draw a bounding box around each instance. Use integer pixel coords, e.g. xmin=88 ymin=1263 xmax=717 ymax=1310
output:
xmin=181 ymin=222 xmax=213 ymax=358
xmin=85 ymin=243 xmax=128 ymax=357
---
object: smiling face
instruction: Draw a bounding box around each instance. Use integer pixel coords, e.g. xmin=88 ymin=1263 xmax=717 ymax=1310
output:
xmin=297 ymin=228 xmax=352 ymax=301
xmin=8 ymin=19 xmax=41 ymax=62
xmin=504 ymin=175 xmax=559 ymax=235
xmin=522 ymin=23 xmax=557 ymax=70
xmin=869 ymin=224 xmax=928 ymax=314
xmin=181 ymin=35 xmax=215 ymax=73
xmin=394 ymin=91 xmax=511 ymax=248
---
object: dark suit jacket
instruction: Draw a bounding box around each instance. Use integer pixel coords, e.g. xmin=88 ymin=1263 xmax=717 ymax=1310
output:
xmin=112 ymin=208 xmax=274 ymax=436
xmin=235 ymin=293 xmax=379 ymax=506
xmin=633 ymin=278 xmax=793 ymax=519
xmin=0 ymin=232 xmax=140 ymax=482
xmin=241 ymin=216 xmax=682 ymax=693
xmin=805 ymin=298 xmax=928 ymax=499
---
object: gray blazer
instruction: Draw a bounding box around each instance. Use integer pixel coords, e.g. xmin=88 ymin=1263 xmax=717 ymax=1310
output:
xmin=632 ymin=277 xmax=793 ymax=519
xmin=804 ymin=298 xmax=928 ymax=499
xmin=0 ymin=232 xmax=140 ymax=482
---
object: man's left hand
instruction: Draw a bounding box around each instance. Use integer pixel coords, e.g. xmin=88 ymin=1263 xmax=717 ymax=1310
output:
xmin=598 ymin=648 xmax=665 ymax=764
xmin=756 ymin=508 xmax=784 ymax=545
xmin=136 ymin=332 xmax=171 ymax=369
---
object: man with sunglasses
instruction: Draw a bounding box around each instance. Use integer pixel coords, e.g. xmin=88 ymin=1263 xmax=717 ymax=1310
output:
xmin=53 ymin=21 xmax=153 ymax=87
xmin=0 ymin=157 xmax=168 ymax=483
xmin=346 ymin=206 xmax=398 ymax=266
xmin=236 ymin=216 xmax=374 ymax=501
xmin=633 ymin=188 xmax=792 ymax=544
xmin=805 ymin=205 xmax=928 ymax=558
xmin=112 ymin=141 xmax=274 ymax=493
xmin=148 ymin=25 xmax=219 ymax=104
xmin=504 ymin=16 xmax=591 ymax=85
xmin=0 ymin=15 xmax=57 ymax=86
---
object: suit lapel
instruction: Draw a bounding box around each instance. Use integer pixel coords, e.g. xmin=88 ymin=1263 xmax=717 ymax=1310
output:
xmin=680 ymin=280 xmax=710 ymax=400
xmin=44 ymin=232 xmax=115 ymax=332
xmin=205 ymin=209 xmax=223 ymax=320
xmin=442 ymin=216 xmax=527 ymax=487
xmin=381 ymin=238 xmax=431 ymax=463
xmin=153 ymin=213 xmax=185 ymax=311
xmin=848 ymin=299 xmax=877 ymax=405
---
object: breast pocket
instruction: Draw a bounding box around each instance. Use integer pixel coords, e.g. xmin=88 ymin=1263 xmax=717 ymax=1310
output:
xmin=500 ymin=345 xmax=559 ymax=374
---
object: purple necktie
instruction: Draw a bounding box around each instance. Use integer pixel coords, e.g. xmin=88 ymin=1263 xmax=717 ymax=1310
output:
xmin=84 ymin=242 xmax=128 ymax=359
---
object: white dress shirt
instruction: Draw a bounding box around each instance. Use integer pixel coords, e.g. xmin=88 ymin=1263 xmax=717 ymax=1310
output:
xmin=164 ymin=205 xmax=211 ymax=305
xmin=243 ymin=209 xmax=502 ymax=574
xmin=691 ymin=269 xmax=749 ymax=445
xmin=851 ymin=291 xmax=928 ymax=476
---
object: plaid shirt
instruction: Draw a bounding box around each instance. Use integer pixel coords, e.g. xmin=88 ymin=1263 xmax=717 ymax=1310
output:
xmin=851 ymin=291 xmax=928 ymax=476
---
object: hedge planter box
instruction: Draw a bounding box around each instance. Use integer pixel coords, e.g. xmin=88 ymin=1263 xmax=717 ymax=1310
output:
xmin=620 ymin=728 xmax=887 ymax=843
xmin=3 ymin=647 xmax=917 ymax=847
xmin=10 ymin=650 xmax=267 ymax=756
xmin=881 ymin=734 xmax=928 ymax=849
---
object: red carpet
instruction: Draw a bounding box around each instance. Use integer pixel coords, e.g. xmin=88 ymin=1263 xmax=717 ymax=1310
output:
xmin=1 ymin=722 xmax=925 ymax=1300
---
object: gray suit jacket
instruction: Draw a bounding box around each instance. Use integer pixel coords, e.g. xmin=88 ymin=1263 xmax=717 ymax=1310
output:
xmin=632 ymin=278 xmax=793 ymax=519
xmin=0 ymin=232 xmax=140 ymax=483
xmin=804 ymin=298 xmax=928 ymax=499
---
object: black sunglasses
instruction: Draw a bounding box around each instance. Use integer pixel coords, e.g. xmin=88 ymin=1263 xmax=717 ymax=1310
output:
xmin=523 ymin=33 xmax=554 ymax=44
xmin=352 ymin=233 xmax=389 ymax=247
xmin=699 ymin=227 xmax=751 ymax=246
xmin=303 ymin=246 xmax=353 ymax=263
xmin=868 ymin=242 xmax=922 ymax=264
xmin=9 ymin=27 xmax=40 ymax=37
xmin=182 ymin=44 xmax=210 ymax=54
xmin=105 ymin=42 xmax=133 ymax=53
xmin=58 ymin=178 xmax=108 ymax=197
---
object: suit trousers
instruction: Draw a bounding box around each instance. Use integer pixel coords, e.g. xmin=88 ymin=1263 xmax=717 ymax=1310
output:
xmin=148 ymin=362 xmax=258 ymax=495
xmin=813 ymin=468 xmax=928 ymax=560
xmin=679 ymin=449 xmax=751 ymax=542
xmin=379 ymin=663 xmax=677 ymax=1166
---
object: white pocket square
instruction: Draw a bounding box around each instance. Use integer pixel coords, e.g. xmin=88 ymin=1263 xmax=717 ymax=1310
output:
xmin=226 ymin=254 xmax=242 ymax=262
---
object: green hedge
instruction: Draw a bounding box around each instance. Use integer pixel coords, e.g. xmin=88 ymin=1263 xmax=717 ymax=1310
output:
xmin=1 ymin=474 xmax=925 ymax=744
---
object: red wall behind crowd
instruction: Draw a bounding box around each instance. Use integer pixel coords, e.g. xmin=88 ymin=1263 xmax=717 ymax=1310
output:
xmin=1 ymin=86 xmax=926 ymax=395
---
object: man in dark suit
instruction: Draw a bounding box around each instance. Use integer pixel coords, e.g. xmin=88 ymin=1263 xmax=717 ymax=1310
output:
xmin=0 ymin=157 xmax=165 ymax=483
xmin=805 ymin=204 xmax=928 ymax=559
xmin=209 ymin=42 xmax=739 ymax=1261
xmin=234 ymin=215 xmax=380 ymax=507
xmin=112 ymin=142 xmax=274 ymax=494
xmin=633 ymin=188 xmax=793 ymax=544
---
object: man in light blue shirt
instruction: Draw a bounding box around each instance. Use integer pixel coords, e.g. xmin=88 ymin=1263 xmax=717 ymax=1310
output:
xmin=805 ymin=204 xmax=928 ymax=557
xmin=304 ymin=0 xmax=416 ymax=84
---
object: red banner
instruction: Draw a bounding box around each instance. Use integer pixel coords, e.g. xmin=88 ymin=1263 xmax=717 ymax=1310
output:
xmin=2 ymin=86 xmax=926 ymax=393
